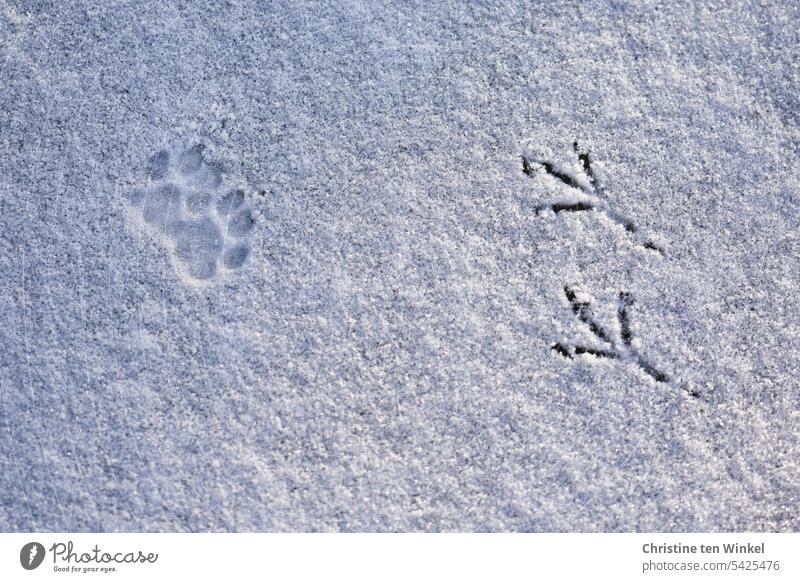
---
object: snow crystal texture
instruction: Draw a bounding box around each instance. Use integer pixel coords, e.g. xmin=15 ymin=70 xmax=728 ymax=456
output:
xmin=1 ymin=0 xmax=798 ymax=531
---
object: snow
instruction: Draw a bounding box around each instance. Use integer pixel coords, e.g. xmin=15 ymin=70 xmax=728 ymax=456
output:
xmin=1 ymin=0 xmax=798 ymax=531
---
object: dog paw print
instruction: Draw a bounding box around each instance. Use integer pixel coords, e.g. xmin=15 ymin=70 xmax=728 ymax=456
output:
xmin=522 ymin=142 xmax=663 ymax=254
xmin=129 ymin=144 xmax=254 ymax=282
xmin=551 ymin=285 xmax=697 ymax=396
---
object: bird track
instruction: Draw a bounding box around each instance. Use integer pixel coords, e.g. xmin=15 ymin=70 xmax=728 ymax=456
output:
xmin=522 ymin=141 xmax=664 ymax=254
xmin=551 ymin=285 xmax=699 ymax=398
xmin=520 ymin=141 xmax=692 ymax=394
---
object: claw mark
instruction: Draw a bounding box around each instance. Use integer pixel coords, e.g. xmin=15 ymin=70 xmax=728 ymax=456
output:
xmin=638 ymin=360 xmax=669 ymax=383
xmin=522 ymin=142 xmax=663 ymax=253
xmin=617 ymin=291 xmax=634 ymax=347
xmin=551 ymin=342 xmax=573 ymax=359
xmin=564 ymin=285 xmax=614 ymax=345
xmin=574 ymin=346 xmax=617 ymax=359
xmin=576 ymin=141 xmax=594 ymax=184
xmin=553 ymin=285 xmax=690 ymax=394
xmin=537 ymin=161 xmax=585 ymax=191
xmin=549 ymin=201 xmax=595 ymax=213
xmin=521 ymin=156 xmax=537 ymax=177
xmin=551 ymin=342 xmax=618 ymax=359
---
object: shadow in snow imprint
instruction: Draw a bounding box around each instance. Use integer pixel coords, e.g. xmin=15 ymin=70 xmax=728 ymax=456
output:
xmin=128 ymin=143 xmax=255 ymax=283
xmin=522 ymin=142 xmax=663 ymax=254
xmin=552 ymin=285 xmax=698 ymax=397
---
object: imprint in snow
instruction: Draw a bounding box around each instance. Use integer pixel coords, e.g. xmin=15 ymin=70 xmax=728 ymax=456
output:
xmin=127 ymin=143 xmax=255 ymax=283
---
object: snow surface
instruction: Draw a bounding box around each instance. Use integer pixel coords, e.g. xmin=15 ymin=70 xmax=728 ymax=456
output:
xmin=1 ymin=0 xmax=798 ymax=531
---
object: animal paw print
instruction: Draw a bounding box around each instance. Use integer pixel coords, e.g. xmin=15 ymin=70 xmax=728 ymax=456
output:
xmin=129 ymin=144 xmax=254 ymax=282
xmin=550 ymin=285 xmax=696 ymax=395
xmin=522 ymin=142 xmax=663 ymax=253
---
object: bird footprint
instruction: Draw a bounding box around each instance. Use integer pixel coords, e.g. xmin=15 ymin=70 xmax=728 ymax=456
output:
xmin=551 ymin=285 xmax=693 ymax=394
xmin=522 ymin=142 xmax=663 ymax=253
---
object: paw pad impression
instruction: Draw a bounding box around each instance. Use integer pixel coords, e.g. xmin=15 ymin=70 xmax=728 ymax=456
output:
xmin=129 ymin=143 xmax=255 ymax=282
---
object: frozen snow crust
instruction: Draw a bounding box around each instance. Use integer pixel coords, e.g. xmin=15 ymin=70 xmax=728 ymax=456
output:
xmin=1 ymin=1 xmax=798 ymax=531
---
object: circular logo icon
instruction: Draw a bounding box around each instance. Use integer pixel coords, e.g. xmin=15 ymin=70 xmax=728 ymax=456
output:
xmin=20 ymin=542 xmax=46 ymax=570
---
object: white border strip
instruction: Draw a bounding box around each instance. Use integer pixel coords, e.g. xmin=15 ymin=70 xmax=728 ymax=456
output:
xmin=1 ymin=533 xmax=798 ymax=581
